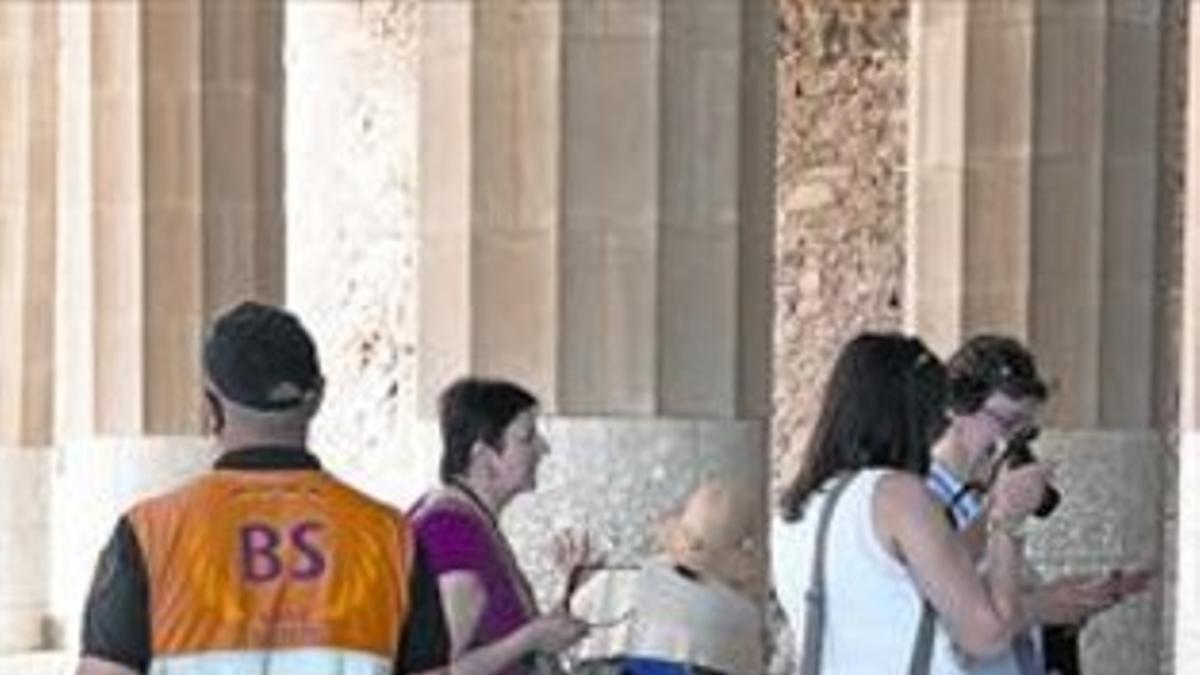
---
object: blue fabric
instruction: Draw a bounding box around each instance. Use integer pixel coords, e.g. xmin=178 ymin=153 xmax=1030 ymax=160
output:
xmin=1012 ymin=632 xmax=1044 ymax=675
xmin=619 ymin=658 xmax=690 ymax=675
xmin=926 ymin=461 xmax=984 ymax=528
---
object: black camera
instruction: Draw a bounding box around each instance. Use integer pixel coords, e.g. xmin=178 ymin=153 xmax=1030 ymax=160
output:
xmin=1001 ymin=426 xmax=1060 ymax=518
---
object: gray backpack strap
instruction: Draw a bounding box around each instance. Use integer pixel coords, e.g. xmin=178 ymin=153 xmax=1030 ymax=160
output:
xmin=908 ymin=601 xmax=936 ymax=675
xmin=797 ymin=473 xmax=857 ymax=675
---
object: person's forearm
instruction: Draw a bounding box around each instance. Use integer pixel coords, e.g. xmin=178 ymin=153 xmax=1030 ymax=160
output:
xmin=960 ymin=517 xmax=988 ymax=560
xmin=441 ymin=627 xmax=537 ymax=675
xmin=982 ymin=525 xmax=1026 ymax=632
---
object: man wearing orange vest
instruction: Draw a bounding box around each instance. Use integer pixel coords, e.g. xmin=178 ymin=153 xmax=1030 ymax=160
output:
xmin=77 ymin=301 xmax=448 ymax=675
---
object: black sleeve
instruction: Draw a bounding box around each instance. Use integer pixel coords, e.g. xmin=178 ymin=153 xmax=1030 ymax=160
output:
xmin=395 ymin=542 xmax=450 ymax=674
xmin=81 ymin=516 xmax=151 ymax=673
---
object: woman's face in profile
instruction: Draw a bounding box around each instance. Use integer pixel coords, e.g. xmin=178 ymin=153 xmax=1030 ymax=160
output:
xmin=495 ymin=408 xmax=548 ymax=495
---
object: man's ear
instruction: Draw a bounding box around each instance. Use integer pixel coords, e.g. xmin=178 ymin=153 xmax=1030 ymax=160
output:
xmin=309 ymin=375 xmax=325 ymax=409
xmin=203 ymin=390 xmax=225 ymax=435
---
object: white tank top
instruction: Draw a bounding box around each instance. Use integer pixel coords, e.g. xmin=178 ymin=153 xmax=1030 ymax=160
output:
xmin=772 ymin=469 xmax=963 ymax=675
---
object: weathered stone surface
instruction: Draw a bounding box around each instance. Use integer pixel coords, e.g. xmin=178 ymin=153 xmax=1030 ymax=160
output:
xmin=285 ymin=0 xmax=421 ymax=471
xmin=773 ymin=0 xmax=909 ymax=482
xmin=505 ymin=418 xmax=766 ymax=610
xmin=1026 ymin=432 xmax=1168 ymax=675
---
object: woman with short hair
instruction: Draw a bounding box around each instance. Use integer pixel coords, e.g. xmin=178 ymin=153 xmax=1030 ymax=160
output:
xmin=412 ymin=377 xmax=589 ymax=675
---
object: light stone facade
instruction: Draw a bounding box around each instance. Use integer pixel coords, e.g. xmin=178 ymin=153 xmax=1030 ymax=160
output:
xmin=413 ymin=0 xmax=777 ymax=614
xmin=906 ymin=2 xmax=1173 ymax=672
xmin=1 ymin=0 xmax=286 ymax=665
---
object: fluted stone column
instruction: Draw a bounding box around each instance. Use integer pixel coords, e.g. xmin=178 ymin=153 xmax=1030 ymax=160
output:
xmin=1175 ymin=4 xmax=1200 ymax=668
xmin=0 ymin=0 xmax=58 ymax=652
xmin=418 ymin=0 xmax=775 ymax=637
xmin=44 ymin=0 xmax=285 ymax=647
xmin=908 ymin=2 xmax=1166 ymax=672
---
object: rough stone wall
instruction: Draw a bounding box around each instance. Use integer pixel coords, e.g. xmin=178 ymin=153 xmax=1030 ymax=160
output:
xmin=772 ymin=0 xmax=909 ymax=480
xmin=770 ymin=2 xmax=910 ymax=672
xmin=284 ymin=0 xmax=430 ymax=504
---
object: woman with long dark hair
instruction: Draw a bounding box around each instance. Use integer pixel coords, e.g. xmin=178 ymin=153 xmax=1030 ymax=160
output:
xmin=771 ymin=333 xmax=1051 ymax=674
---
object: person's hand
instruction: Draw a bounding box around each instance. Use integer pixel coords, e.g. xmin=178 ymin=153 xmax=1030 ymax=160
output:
xmin=1111 ymin=566 xmax=1155 ymax=599
xmin=1030 ymin=573 xmax=1120 ymax=625
xmin=551 ymin=528 xmax=603 ymax=575
xmin=1031 ymin=567 xmax=1155 ymax=626
xmin=521 ymin=608 xmax=590 ymax=654
xmin=988 ymin=461 xmax=1052 ymax=522
xmin=551 ymin=528 xmax=605 ymax=608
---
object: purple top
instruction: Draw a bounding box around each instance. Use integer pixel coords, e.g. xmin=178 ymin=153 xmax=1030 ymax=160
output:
xmin=412 ymin=493 xmax=538 ymax=675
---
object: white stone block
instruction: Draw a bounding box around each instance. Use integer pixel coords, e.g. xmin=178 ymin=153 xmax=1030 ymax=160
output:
xmin=0 ymin=449 xmax=52 ymax=652
xmin=0 ymin=450 xmax=51 ymax=525
xmin=0 ymin=608 xmax=43 ymax=653
xmin=48 ymin=436 xmax=217 ymax=642
xmin=0 ymin=651 xmax=74 ymax=675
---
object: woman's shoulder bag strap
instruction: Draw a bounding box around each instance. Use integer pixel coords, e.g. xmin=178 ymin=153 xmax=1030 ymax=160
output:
xmin=797 ymin=472 xmax=858 ymax=675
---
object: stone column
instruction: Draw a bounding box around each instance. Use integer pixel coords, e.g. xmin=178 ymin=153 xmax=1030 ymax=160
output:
xmin=46 ymin=0 xmax=286 ymax=646
xmin=1175 ymin=3 xmax=1200 ymax=667
xmin=0 ymin=0 xmax=58 ymax=653
xmin=418 ymin=0 xmax=775 ymax=629
xmin=908 ymin=2 xmax=1166 ymax=672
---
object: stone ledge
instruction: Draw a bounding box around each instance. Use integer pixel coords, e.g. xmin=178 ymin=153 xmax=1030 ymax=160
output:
xmin=48 ymin=436 xmax=218 ymax=645
xmin=0 ymin=651 xmax=73 ymax=675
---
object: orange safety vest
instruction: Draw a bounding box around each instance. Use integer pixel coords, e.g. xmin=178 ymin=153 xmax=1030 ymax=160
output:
xmin=127 ymin=469 xmax=413 ymax=673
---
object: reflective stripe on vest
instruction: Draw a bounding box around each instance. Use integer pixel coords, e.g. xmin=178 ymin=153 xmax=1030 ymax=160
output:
xmin=148 ymin=646 xmax=392 ymax=675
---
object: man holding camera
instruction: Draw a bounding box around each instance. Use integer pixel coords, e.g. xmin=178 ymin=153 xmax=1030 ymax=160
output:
xmin=927 ymin=335 xmax=1151 ymax=675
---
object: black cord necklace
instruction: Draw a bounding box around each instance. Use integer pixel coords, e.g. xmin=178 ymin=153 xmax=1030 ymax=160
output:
xmin=445 ymin=477 xmax=540 ymax=615
xmin=447 ymin=477 xmax=500 ymax=529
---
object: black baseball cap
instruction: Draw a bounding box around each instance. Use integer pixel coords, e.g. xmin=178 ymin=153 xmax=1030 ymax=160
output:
xmin=203 ymin=301 xmax=322 ymax=411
